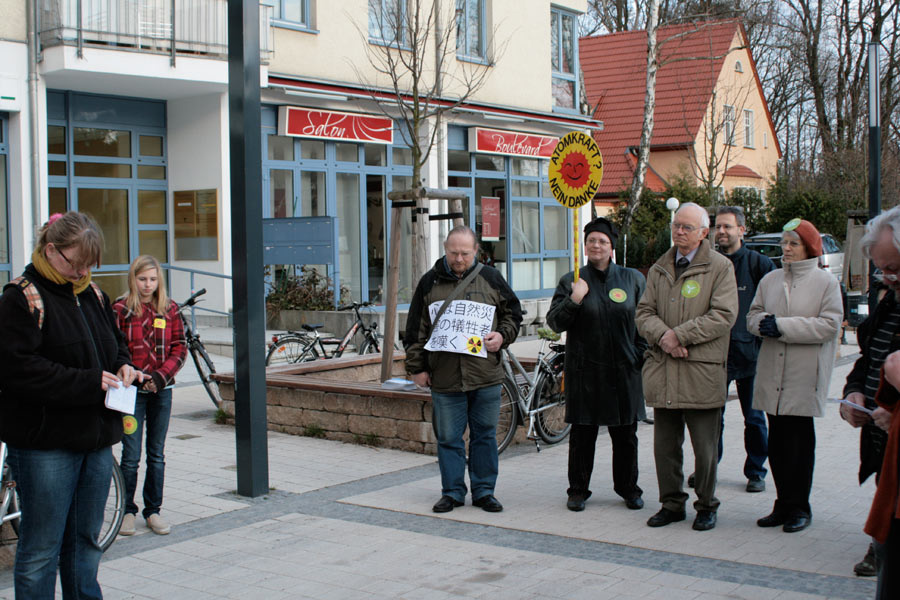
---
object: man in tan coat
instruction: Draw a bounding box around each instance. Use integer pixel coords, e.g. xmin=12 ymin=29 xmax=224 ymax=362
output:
xmin=636 ymin=202 xmax=738 ymax=531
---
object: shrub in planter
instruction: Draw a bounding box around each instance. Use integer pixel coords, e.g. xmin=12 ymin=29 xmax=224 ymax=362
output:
xmin=266 ymin=267 xmax=350 ymax=316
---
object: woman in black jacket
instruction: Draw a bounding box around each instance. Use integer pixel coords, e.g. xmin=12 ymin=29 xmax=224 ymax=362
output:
xmin=547 ymin=217 xmax=648 ymax=512
xmin=0 ymin=212 xmax=141 ymax=599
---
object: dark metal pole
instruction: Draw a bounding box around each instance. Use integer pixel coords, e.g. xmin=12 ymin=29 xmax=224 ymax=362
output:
xmin=868 ymin=39 xmax=882 ymax=313
xmin=227 ymin=0 xmax=268 ymax=497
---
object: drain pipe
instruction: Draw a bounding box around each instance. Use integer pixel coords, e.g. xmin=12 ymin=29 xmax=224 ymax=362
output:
xmin=27 ymin=0 xmax=42 ymax=236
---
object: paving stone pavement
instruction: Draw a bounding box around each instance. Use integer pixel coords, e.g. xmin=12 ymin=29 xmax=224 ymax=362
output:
xmin=0 ymin=336 xmax=880 ymax=599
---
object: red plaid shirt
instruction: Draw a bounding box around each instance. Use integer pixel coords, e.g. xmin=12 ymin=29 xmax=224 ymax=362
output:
xmin=113 ymin=298 xmax=187 ymax=388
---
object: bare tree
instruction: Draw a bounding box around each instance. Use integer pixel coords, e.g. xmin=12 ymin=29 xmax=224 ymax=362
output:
xmin=353 ymin=0 xmax=500 ymax=281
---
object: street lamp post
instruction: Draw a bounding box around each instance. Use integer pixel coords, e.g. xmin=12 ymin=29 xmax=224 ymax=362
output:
xmin=666 ymin=197 xmax=680 ymax=247
xmin=868 ymin=39 xmax=881 ymax=313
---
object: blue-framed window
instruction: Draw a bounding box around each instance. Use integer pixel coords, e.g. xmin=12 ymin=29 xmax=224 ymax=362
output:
xmin=0 ymin=113 xmax=10 ymax=285
xmin=550 ymin=6 xmax=579 ymax=113
xmin=46 ymin=91 xmax=169 ymax=297
xmin=456 ymin=0 xmax=485 ymax=60
xmin=446 ymin=126 xmax=570 ymax=298
xmin=369 ymin=0 xmax=406 ymax=45
xmin=262 ymin=106 xmax=415 ymax=305
xmin=271 ymin=0 xmax=311 ymax=30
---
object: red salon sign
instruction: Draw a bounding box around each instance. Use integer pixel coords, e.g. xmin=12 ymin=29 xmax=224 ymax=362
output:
xmin=468 ymin=127 xmax=558 ymax=158
xmin=278 ymin=106 xmax=394 ymax=144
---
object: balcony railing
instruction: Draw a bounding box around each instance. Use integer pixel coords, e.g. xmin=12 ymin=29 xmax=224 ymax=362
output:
xmin=38 ymin=0 xmax=272 ymax=64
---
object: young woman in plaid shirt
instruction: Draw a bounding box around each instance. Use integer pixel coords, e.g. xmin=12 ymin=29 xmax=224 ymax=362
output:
xmin=113 ymin=255 xmax=187 ymax=536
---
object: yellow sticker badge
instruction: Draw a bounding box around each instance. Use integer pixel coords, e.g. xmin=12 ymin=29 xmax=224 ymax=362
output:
xmin=681 ymin=280 xmax=701 ymax=298
xmin=548 ymin=131 xmax=604 ymax=209
xmin=153 ymin=318 xmax=166 ymax=329
xmin=783 ymin=218 xmax=802 ymax=231
xmin=609 ymin=288 xmax=628 ymax=303
xmin=123 ymin=415 xmax=138 ymax=435
xmin=466 ymin=336 xmax=483 ymax=355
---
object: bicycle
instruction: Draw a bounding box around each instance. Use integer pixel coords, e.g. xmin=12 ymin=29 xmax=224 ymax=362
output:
xmin=266 ymin=302 xmax=393 ymax=366
xmin=496 ymin=329 xmax=570 ymax=454
xmin=0 ymin=440 xmax=125 ymax=552
xmin=178 ymin=288 xmax=222 ymax=408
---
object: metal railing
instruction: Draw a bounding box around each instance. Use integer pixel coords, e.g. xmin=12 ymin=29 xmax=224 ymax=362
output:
xmin=166 ymin=264 xmax=232 ymax=332
xmin=38 ymin=0 xmax=272 ymax=64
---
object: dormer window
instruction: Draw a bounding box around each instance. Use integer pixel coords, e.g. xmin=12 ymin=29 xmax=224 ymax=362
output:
xmin=735 ymin=60 xmax=743 ymax=73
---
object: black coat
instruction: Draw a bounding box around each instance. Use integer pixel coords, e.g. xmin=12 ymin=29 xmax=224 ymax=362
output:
xmin=0 ymin=265 xmax=132 ymax=451
xmin=547 ymin=262 xmax=647 ymax=426
xmin=724 ymin=244 xmax=776 ymax=379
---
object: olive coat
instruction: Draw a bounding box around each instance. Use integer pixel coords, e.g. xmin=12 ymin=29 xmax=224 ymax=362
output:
xmin=547 ymin=262 xmax=648 ymax=426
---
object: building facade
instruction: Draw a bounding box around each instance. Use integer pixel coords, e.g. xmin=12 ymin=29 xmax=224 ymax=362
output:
xmin=0 ymin=0 xmax=597 ymax=313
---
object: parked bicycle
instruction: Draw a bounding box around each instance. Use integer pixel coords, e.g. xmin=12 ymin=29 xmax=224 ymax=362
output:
xmin=178 ymin=288 xmax=222 ymax=408
xmin=266 ymin=302 xmax=393 ymax=366
xmin=0 ymin=440 xmax=125 ymax=552
xmin=496 ymin=329 xmax=570 ymax=454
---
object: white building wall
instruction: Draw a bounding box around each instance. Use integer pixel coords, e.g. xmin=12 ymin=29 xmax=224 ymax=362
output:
xmin=167 ymin=92 xmax=232 ymax=316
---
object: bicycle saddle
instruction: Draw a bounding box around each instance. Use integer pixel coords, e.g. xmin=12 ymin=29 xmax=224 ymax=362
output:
xmin=301 ymin=324 xmax=324 ymax=331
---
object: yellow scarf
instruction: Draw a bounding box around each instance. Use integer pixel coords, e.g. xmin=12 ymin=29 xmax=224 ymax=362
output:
xmin=32 ymin=248 xmax=92 ymax=295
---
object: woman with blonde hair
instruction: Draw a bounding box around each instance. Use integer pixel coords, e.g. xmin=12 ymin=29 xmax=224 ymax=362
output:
xmin=0 ymin=211 xmax=141 ymax=598
xmin=113 ymin=255 xmax=186 ymax=536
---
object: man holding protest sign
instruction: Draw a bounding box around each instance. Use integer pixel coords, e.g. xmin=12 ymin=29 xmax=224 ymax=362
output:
xmin=405 ymin=226 xmax=522 ymax=514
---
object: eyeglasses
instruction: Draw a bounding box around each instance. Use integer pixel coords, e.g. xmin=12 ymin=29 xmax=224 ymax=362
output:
xmin=779 ymin=240 xmax=804 ymax=248
xmin=672 ymin=223 xmax=699 ymax=233
xmin=54 ymin=245 xmax=90 ymax=273
xmin=874 ymin=269 xmax=900 ymax=283
xmin=586 ymin=238 xmax=611 ymax=247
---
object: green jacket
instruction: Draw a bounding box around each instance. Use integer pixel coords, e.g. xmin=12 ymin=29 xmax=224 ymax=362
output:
xmin=404 ymin=258 xmax=522 ymax=393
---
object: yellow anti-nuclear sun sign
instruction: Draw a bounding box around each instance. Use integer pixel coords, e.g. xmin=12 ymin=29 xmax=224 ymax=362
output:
xmin=548 ymin=131 xmax=604 ymax=208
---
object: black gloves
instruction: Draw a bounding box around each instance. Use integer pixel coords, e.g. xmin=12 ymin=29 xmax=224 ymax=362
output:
xmin=759 ymin=314 xmax=782 ymax=338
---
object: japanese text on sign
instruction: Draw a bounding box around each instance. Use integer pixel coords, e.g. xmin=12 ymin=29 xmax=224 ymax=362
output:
xmin=424 ymin=300 xmax=496 ymax=359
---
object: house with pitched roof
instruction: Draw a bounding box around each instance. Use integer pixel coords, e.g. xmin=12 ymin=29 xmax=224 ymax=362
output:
xmin=580 ymin=20 xmax=781 ymax=211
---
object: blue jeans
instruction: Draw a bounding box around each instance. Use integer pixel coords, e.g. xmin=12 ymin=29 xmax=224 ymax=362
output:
xmin=718 ymin=375 xmax=768 ymax=481
xmin=7 ymin=446 xmax=112 ymax=600
xmin=120 ymin=388 xmax=172 ymax=518
xmin=431 ymin=384 xmax=501 ymax=502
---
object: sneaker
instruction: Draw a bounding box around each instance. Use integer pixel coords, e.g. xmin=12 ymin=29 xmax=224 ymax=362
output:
xmin=853 ymin=543 xmax=878 ymax=577
xmin=746 ymin=479 xmax=766 ymax=493
xmin=119 ymin=513 xmax=136 ymax=536
xmin=146 ymin=513 xmax=171 ymax=535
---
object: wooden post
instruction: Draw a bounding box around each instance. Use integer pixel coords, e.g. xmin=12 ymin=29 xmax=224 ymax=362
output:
xmin=381 ymin=204 xmax=404 ymax=382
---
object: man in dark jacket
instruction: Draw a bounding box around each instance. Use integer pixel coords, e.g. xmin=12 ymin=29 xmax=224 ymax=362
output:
xmin=710 ymin=206 xmax=775 ymax=493
xmin=405 ymin=226 xmax=522 ymax=514
xmin=547 ymin=217 xmax=647 ymax=512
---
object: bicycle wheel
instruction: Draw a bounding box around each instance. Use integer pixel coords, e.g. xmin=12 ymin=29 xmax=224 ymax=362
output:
xmin=358 ymin=336 xmax=380 ymax=355
xmin=99 ymin=459 xmax=125 ymax=552
xmin=496 ymin=378 xmax=519 ymax=454
xmin=266 ymin=335 xmax=317 ymax=365
xmin=191 ymin=342 xmax=223 ymax=408
xmin=533 ymin=356 xmax=571 ymax=445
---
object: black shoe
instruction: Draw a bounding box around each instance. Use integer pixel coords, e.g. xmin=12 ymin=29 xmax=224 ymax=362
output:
xmin=473 ymin=495 xmax=503 ymax=512
xmin=687 ymin=473 xmax=696 ymax=488
xmin=854 ymin=543 xmax=878 ymax=577
xmin=624 ymin=496 xmax=644 ymax=510
xmin=692 ymin=510 xmax=717 ymax=531
xmin=757 ymin=511 xmax=786 ymax=527
xmin=783 ymin=514 xmax=811 ymax=533
xmin=746 ymin=479 xmax=766 ymax=493
xmin=566 ymin=494 xmax=586 ymax=512
xmin=647 ymin=507 xmax=686 ymax=527
xmin=432 ymin=495 xmax=463 ymax=513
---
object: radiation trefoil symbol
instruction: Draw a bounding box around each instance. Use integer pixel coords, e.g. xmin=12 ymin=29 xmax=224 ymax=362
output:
xmin=466 ymin=336 xmax=483 ymax=355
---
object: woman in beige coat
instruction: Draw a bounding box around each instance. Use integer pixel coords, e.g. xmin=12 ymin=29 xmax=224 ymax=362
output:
xmin=747 ymin=219 xmax=842 ymax=533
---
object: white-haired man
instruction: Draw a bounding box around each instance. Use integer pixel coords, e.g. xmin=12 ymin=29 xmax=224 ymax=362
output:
xmin=636 ymin=202 xmax=738 ymax=532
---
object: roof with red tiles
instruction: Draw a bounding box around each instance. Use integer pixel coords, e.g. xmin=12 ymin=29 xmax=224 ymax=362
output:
xmin=581 ymin=20 xmax=768 ymax=197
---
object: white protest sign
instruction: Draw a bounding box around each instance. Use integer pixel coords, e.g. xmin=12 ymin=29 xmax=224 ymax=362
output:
xmin=424 ymin=300 xmax=496 ymax=358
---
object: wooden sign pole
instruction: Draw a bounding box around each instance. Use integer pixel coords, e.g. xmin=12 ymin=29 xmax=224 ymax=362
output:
xmin=574 ymin=209 xmax=580 ymax=282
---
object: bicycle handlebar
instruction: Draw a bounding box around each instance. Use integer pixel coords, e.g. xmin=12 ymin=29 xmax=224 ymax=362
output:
xmin=179 ymin=288 xmax=207 ymax=309
xmin=337 ymin=301 xmax=373 ymax=311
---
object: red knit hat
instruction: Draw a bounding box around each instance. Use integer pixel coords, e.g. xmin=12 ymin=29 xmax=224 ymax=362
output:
xmin=783 ymin=218 xmax=823 ymax=258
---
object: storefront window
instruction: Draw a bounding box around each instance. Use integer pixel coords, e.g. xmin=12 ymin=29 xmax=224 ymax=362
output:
xmin=73 ymin=128 xmax=131 ymax=157
xmin=474 ymin=153 xmax=504 ymax=171
xmin=364 ymin=144 xmax=386 ymax=166
xmin=336 ymin=143 xmax=358 ymax=162
xmin=138 ymin=190 xmax=167 ymax=224
xmin=78 ymin=188 xmax=129 ymax=265
xmin=301 ymin=140 xmax=325 ymax=160
xmin=448 ymin=149 xmax=470 ymax=171
xmin=300 ymin=171 xmax=326 ymax=216
xmin=49 ymin=188 xmax=68 ymax=214
xmin=543 ymin=257 xmax=569 ymax=289
xmin=139 ymin=135 xmax=164 ymax=157
xmin=512 ymin=158 xmax=540 ymax=177
xmin=512 ymin=258 xmax=539 ymax=289
xmin=544 ymin=205 xmax=567 ymax=251
xmin=392 ymin=147 xmax=413 ymax=166
xmin=337 ymin=173 xmax=361 ymax=302
xmin=268 ymin=135 xmax=294 ymax=161
xmin=511 ymin=202 xmax=540 ymax=254
xmin=139 ymin=230 xmax=168 ymax=262
xmin=270 ymin=169 xmax=294 ymax=218
xmin=48 ymin=126 xmax=66 ymax=154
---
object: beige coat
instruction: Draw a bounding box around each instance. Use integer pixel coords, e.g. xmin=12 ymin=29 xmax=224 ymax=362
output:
xmin=636 ymin=240 xmax=738 ymax=410
xmin=747 ymin=258 xmax=842 ymax=417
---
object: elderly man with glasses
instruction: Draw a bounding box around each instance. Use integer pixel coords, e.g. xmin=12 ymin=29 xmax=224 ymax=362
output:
xmin=636 ymin=202 xmax=738 ymax=532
